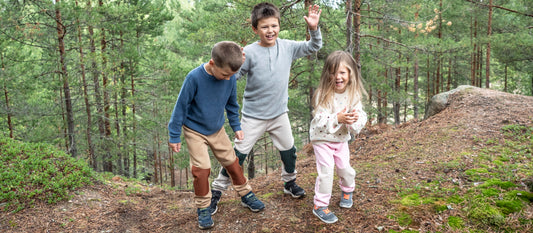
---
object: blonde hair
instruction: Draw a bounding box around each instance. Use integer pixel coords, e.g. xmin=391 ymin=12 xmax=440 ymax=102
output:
xmin=312 ymin=51 xmax=368 ymax=113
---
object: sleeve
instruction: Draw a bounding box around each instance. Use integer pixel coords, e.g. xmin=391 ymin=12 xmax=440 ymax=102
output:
xmin=291 ymin=28 xmax=323 ymax=60
xmin=168 ymin=77 xmax=195 ymax=143
xmin=235 ymin=48 xmax=250 ymax=81
xmin=311 ymin=106 xmax=344 ymax=135
xmin=225 ymin=78 xmax=241 ymax=132
xmin=347 ymin=102 xmax=367 ymax=135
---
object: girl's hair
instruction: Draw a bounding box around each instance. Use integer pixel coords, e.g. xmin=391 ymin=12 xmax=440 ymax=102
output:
xmin=312 ymin=50 xmax=368 ymax=113
xmin=251 ymin=2 xmax=280 ymax=29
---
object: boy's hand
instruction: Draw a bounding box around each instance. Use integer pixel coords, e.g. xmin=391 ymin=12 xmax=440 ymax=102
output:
xmin=303 ymin=4 xmax=321 ymax=31
xmin=169 ymin=142 xmax=181 ymax=153
xmin=337 ymin=107 xmax=359 ymax=125
xmin=241 ymin=48 xmax=246 ymax=63
xmin=235 ymin=130 xmax=244 ymax=140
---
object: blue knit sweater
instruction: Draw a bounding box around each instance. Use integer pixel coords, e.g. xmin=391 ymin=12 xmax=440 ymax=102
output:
xmin=168 ymin=64 xmax=241 ymax=143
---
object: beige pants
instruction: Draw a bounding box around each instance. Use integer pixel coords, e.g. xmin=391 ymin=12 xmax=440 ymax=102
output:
xmin=184 ymin=126 xmax=251 ymax=208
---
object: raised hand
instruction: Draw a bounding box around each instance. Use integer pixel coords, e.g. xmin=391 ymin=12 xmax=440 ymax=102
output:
xmin=303 ymin=4 xmax=321 ymax=31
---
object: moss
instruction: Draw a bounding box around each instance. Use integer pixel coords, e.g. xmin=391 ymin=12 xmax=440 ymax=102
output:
xmin=447 ymin=216 xmax=464 ymax=229
xmin=467 ymin=203 xmax=505 ymax=226
xmin=400 ymin=193 xmax=422 ymax=206
xmin=481 ymin=188 xmax=500 ymax=197
xmin=496 ymin=200 xmax=523 ymax=215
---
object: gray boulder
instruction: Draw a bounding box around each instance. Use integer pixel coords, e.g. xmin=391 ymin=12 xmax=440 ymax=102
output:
xmin=424 ymin=85 xmax=477 ymax=119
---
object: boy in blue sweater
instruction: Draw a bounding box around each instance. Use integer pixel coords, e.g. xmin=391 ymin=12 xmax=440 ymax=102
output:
xmin=168 ymin=41 xmax=264 ymax=230
xmin=210 ymin=2 xmax=322 ymax=214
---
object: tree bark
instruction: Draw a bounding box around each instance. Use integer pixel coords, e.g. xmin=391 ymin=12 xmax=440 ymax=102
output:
xmin=1 ymin=53 xmax=13 ymax=138
xmin=76 ymin=0 xmax=95 ymax=166
xmin=55 ymin=0 xmax=77 ymax=157
xmin=485 ymin=0 xmax=493 ymax=88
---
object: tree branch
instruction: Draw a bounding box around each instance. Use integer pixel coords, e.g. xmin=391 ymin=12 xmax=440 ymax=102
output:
xmin=464 ymin=0 xmax=533 ymax=18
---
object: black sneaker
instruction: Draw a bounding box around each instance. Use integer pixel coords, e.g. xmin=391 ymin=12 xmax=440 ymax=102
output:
xmin=283 ymin=179 xmax=306 ymax=198
xmin=209 ymin=190 xmax=222 ymax=215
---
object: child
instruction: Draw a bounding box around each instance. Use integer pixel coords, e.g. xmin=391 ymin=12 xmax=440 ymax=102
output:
xmin=309 ymin=51 xmax=368 ymax=223
xmin=210 ymin=2 xmax=323 ymax=214
xmin=168 ymin=41 xmax=265 ymax=230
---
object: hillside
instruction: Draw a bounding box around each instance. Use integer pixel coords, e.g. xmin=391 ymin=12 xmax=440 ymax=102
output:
xmin=1 ymin=86 xmax=532 ymax=233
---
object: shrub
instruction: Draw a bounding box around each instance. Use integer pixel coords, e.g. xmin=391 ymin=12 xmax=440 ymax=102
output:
xmin=0 ymin=136 xmax=93 ymax=211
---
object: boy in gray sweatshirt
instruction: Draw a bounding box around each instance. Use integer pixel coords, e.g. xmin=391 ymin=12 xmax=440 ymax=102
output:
xmin=209 ymin=2 xmax=322 ymax=215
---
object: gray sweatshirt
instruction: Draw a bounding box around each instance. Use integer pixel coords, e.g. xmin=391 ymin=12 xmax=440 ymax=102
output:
xmin=236 ymin=29 xmax=322 ymax=120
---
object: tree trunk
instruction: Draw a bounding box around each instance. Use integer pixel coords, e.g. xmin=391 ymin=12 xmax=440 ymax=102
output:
xmin=55 ymin=0 xmax=77 ymax=157
xmin=169 ymin=147 xmax=175 ymax=187
xmin=485 ymin=0 xmax=493 ymax=88
xmin=393 ymin=53 xmax=401 ymax=125
xmin=88 ymin=0 xmax=103 ymax=171
xmin=354 ymin=0 xmax=361 ymax=68
xmin=504 ymin=64 xmax=508 ymax=92
xmin=76 ymin=0 xmax=95 ymax=166
xmin=247 ymin=148 xmax=255 ymax=180
xmin=346 ymin=0 xmax=353 ymax=53
xmin=1 ymin=54 xmax=13 ymax=138
xmin=413 ymin=49 xmax=419 ymax=120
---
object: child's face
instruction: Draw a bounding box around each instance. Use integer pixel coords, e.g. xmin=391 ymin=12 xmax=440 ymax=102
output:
xmin=210 ymin=62 xmax=237 ymax=81
xmin=333 ymin=64 xmax=350 ymax=93
xmin=253 ymin=17 xmax=279 ymax=47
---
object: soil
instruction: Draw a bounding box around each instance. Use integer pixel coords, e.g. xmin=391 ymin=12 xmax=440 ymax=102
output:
xmin=1 ymin=86 xmax=533 ymax=233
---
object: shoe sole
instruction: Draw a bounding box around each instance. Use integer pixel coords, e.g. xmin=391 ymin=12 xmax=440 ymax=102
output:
xmin=198 ymin=222 xmax=214 ymax=229
xmin=339 ymin=202 xmax=353 ymax=208
xmin=312 ymin=210 xmax=338 ymax=224
xmin=283 ymin=188 xmax=305 ymax=198
xmin=240 ymin=202 xmax=265 ymax=212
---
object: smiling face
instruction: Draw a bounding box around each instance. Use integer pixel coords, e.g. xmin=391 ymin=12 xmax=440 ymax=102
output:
xmin=333 ymin=64 xmax=350 ymax=93
xmin=253 ymin=17 xmax=279 ymax=47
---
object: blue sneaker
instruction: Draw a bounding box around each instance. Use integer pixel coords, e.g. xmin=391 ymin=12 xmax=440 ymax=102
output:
xmin=240 ymin=191 xmax=265 ymax=212
xmin=197 ymin=207 xmax=214 ymax=229
xmin=339 ymin=191 xmax=353 ymax=208
xmin=313 ymin=205 xmax=338 ymax=224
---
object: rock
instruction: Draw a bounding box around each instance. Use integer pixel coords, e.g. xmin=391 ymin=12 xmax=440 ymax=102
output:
xmin=424 ymin=85 xmax=477 ymax=119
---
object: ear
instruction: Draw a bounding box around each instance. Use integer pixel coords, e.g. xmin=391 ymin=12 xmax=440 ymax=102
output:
xmin=252 ymin=26 xmax=259 ymax=35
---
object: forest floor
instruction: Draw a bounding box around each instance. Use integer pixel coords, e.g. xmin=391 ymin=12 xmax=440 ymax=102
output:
xmin=1 ymin=86 xmax=533 ymax=233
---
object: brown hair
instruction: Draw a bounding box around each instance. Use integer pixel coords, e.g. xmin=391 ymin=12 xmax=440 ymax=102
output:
xmin=211 ymin=41 xmax=242 ymax=72
xmin=251 ymin=2 xmax=280 ymax=29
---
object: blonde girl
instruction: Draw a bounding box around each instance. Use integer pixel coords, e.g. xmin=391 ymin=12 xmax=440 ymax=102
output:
xmin=309 ymin=50 xmax=368 ymax=224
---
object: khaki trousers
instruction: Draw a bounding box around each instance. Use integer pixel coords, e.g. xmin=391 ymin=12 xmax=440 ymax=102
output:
xmin=184 ymin=126 xmax=251 ymax=208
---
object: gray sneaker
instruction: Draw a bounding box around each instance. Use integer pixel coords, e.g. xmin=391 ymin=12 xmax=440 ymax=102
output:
xmin=313 ymin=205 xmax=338 ymax=224
xmin=339 ymin=191 xmax=353 ymax=208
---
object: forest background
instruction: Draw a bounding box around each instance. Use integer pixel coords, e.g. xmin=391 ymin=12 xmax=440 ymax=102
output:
xmin=1 ymin=0 xmax=532 ymax=188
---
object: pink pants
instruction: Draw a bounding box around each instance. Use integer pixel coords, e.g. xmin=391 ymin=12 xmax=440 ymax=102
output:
xmin=313 ymin=142 xmax=356 ymax=207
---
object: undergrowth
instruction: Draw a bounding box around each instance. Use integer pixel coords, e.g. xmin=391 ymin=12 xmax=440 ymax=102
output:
xmin=389 ymin=124 xmax=533 ymax=232
xmin=0 ymin=136 xmax=94 ymax=212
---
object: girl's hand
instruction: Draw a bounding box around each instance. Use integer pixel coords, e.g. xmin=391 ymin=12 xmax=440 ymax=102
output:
xmin=303 ymin=4 xmax=321 ymax=31
xmin=337 ymin=107 xmax=359 ymax=125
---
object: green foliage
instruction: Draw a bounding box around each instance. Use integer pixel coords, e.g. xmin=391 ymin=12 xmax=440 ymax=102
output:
xmin=0 ymin=136 xmax=93 ymax=211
